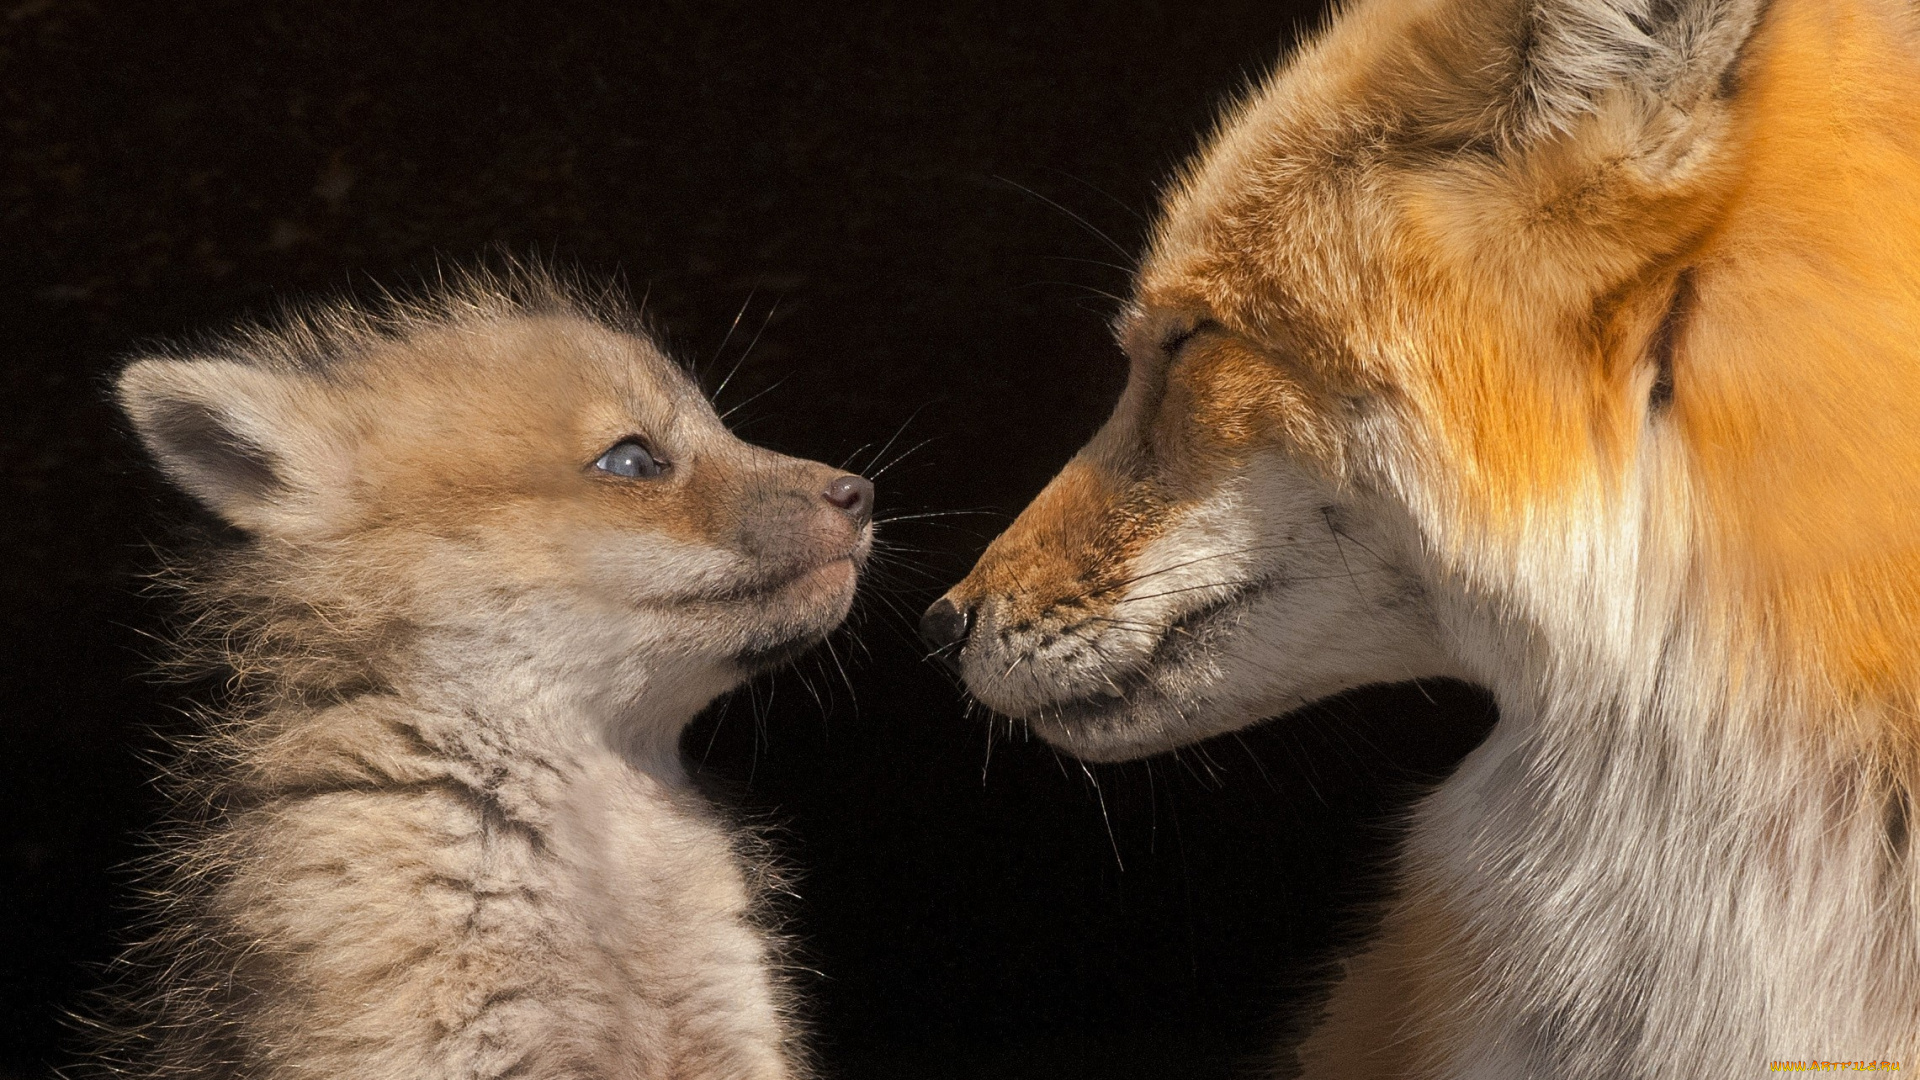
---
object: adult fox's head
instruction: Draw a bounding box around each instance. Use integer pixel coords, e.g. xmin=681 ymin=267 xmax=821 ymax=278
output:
xmin=926 ymin=0 xmax=1920 ymax=761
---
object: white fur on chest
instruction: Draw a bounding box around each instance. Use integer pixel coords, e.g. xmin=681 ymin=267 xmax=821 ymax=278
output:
xmin=217 ymin=700 xmax=792 ymax=1080
xmin=1404 ymin=668 xmax=1920 ymax=1077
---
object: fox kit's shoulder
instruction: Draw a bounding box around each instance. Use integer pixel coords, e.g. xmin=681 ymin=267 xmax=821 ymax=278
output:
xmin=102 ymin=269 xmax=872 ymax=1079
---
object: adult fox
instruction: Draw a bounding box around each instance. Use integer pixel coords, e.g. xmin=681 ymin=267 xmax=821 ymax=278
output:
xmin=922 ymin=0 xmax=1920 ymax=1072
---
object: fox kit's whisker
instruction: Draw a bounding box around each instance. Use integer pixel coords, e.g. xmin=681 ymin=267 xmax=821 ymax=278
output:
xmin=707 ymin=289 xmax=758 ymax=385
xmin=870 ymin=508 xmax=999 ymax=523
xmin=711 ymin=293 xmax=778 ymax=403
xmin=865 ymin=436 xmax=936 ymax=482
xmin=717 ymin=374 xmax=792 ymax=425
xmin=858 ymin=401 xmax=932 ymax=476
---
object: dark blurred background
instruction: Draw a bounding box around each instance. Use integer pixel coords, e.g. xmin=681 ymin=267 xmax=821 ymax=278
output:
xmin=0 ymin=2 xmax=1497 ymax=1077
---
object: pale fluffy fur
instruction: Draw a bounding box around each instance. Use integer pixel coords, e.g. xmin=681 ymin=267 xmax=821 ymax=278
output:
xmin=98 ymin=271 xmax=872 ymax=1079
xmin=934 ymin=0 xmax=1920 ymax=1074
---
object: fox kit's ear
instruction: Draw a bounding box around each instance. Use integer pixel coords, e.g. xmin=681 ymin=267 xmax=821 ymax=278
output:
xmin=1502 ymin=0 xmax=1767 ymax=161
xmin=116 ymin=358 xmax=345 ymax=535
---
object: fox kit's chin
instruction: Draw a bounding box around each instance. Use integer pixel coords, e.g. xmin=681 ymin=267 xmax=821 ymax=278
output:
xmin=731 ymin=554 xmax=865 ymax=673
xmin=757 ymin=550 xmax=864 ymax=609
xmin=779 ymin=553 xmax=863 ymax=624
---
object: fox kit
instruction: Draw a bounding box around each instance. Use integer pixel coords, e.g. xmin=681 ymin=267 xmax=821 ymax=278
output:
xmin=924 ymin=0 xmax=1920 ymax=1073
xmin=105 ymin=272 xmax=871 ymax=1079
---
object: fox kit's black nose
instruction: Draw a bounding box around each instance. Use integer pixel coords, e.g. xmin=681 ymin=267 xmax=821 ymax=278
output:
xmin=919 ymin=597 xmax=971 ymax=669
xmin=823 ymin=474 xmax=874 ymax=524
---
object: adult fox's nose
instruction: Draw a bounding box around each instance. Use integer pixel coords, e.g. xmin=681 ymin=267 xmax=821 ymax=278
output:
xmin=918 ymin=596 xmax=972 ymax=671
xmin=822 ymin=474 xmax=874 ymax=525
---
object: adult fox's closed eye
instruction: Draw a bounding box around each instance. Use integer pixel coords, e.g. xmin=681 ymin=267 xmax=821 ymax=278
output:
xmin=927 ymin=0 xmax=1920 ymax=1074
xmin=96 ymin=270 xmax=872 ymax=1079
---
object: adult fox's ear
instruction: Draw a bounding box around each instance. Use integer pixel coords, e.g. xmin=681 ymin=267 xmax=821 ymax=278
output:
xmin=1499 ymin=0 xmax=1768 ymax=158
xmin=116 ymin=358 xmax=347 ymax=535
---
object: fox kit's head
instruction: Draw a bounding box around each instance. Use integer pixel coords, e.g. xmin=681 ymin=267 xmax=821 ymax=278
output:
xmin=118 ymin=275 xmax=873 ymax=760
xmin=928 ymin=0 xmax=1920 ymax=760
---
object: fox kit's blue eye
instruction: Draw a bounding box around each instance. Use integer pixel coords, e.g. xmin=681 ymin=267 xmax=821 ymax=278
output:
xmin=594 ymin=438 xmax=664 ymax=479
